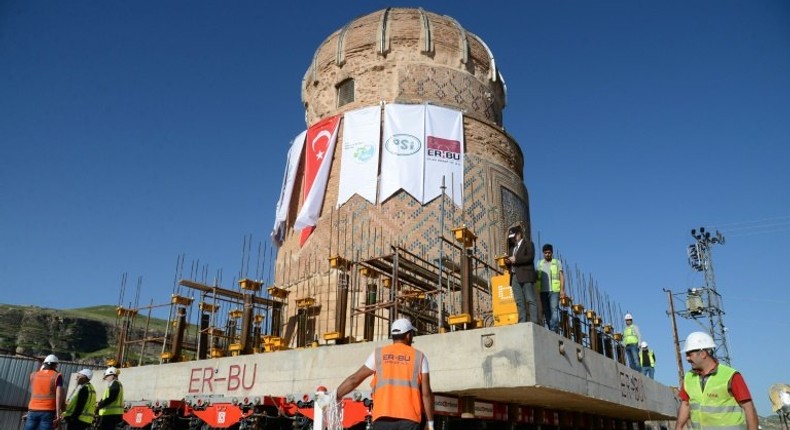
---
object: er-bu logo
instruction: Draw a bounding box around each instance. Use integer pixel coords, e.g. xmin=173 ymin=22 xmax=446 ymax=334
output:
xmin=382 ymin=353 xmax=412 ymax=364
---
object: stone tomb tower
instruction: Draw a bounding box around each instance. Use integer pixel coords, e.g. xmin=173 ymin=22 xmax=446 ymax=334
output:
xmin=273 ymin=8 xmax=529 ymax=347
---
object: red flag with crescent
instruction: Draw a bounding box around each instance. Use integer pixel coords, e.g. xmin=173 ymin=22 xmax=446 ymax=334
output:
xmin=294 ymin=114 xmax=341 ymax=245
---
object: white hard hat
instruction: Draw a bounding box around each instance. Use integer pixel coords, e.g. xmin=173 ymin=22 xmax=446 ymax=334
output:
xmin=104 ymin=366 xmax=119 ymax=377
xmin=77 ymin=369 xmax=93 ymax=379
xmin=684 ymin=331 xmax=716 ymax=352
xmin=640 ymin=341 xmax=648 ymax=348
xmin=624 ymin=313 xmax=633 ymax=321
xmin=43 ymin=354 xmax=59 ymax=364
xmin=391 ymin=318 xmax=416 ymax=335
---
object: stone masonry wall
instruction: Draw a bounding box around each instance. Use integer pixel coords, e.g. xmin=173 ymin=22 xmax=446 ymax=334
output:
xmin=274 ymin=9 xmax=529 ymax=347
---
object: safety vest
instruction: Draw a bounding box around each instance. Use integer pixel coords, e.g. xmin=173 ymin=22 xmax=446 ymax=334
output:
xmin=536 ymin=259 xmax=562 ymax=292
xmin=684 ymin=364 xmax=746 ymax=430
xmin=639 ymin=349 xmax=656 ymax=367
xmin=28 ymin=369 xmax=60 ymax=411
xmin=623 ymin=325 xmax=638 ymax=346
xmin=64 ymin=383 xmax=96 ymax=424
xmin=370 ymin=343 xmax=424 ymax=423
xmin=98 ymin=380 xmax=124 ymax=416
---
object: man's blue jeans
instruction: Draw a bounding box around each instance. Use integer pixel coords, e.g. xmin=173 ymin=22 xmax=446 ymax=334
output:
xmin=24 ymin=411 xmax=55 ymax=430
xmin=642 ymin=366 xmax=655 ymax=379
xmin=512 ymin=281 xmax=538 ymax=323
xmin=625 ymin=344 xmax=642 ymax=372
xmin=540 ymin=291 xmax=560 ymax=331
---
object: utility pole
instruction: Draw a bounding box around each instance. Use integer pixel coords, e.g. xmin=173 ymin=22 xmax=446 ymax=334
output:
xmin=664 ymin=289 xmax=685 ymax=387
xmin=685 ymin=227 xmax=731 ymax=364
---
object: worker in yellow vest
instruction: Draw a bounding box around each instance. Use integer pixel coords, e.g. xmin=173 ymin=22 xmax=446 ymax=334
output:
xmin=675 ymin=332 xmax=758 ymax=430
xmin=25 ymin=354 xmax=64 ymax=430
xmin=622 ymin=313 xmax=642 ymax=372
xmin=536 ymin=243 xmax=564 ymax=332
xmin=62 ymin=369 xmax=96 ymax=430
xmin=639 ymin=342 xmax=656 ymax=379
xmin=336 ymin=318 xmax=435 ymax=430
xmin=96 ymin=366 xmax=124 ymax=430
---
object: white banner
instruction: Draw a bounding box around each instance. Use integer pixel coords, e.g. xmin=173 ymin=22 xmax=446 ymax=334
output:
xmin=271 ymin=130 xmax=306 ymax=246
xmin=424 ymin=105 xmax=464 ymax=208
xmin=294 ymin=115 xmax=341 ymax=239
xmin=474 ymin=401 xmax=495 ymax=419
xmin=380 ymin=104 xmax=425 ymax=203
xmin=434 ymin=395 xmax=460 ymax=415
xmin=337 ymin=105 xmax=381 ymax=207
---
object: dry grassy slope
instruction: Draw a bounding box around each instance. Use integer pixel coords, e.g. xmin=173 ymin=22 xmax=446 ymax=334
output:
xmin=760 ymin=415 xmax=788 ymax=430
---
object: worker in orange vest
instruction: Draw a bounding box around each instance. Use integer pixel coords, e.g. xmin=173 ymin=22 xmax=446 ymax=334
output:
xmin=336 ymin=318 xmax=435 ymax=430
xmin=24 ymin=354 xmax=64 ymax=430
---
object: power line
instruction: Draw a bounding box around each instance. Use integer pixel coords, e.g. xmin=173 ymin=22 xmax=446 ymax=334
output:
xmin=707 ymin=215 xmax=790 ymax=237
xmin=725 ymin=225 xmax=790 ymax=238
xmin=724 ymin=296 xmax=790 ymax=306
xmin=711 ymin=214 xmax=790 ymax=228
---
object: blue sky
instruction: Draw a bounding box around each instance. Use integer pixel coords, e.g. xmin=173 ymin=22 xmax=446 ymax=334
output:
xmin=2 ymin=0 xmax=789 ymax=417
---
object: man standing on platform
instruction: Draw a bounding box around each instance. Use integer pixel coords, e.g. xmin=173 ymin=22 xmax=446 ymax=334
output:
xmin=506 ymin=225 xmax=538 ymax=324
xmin=639 ymin=341 xmax=656 ymax=379
xmin=536 ymin=243 xmax=565 ymax=332
xmin=623 ymin=313 xmax=642 ymax=372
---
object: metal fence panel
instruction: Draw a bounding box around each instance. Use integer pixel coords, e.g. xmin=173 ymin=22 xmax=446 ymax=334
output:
xmin=0 ymin=356 xmax=38 ymax=409
xmin=0 ymin=410 xmax=26 ymax=430
xmin=0 ymin=355 xmax=104 ymax=409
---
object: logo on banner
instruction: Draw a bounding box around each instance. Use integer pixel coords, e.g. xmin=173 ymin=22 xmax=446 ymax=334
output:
xmin=474 ymin=401 xmax=495 ymax=419
xmin=350 ymin=143 xmax=376 ymax=163
xmin=426 ymin=136 xmax=461 ymax=161
xmin=385 ymin=134 xmax=421 ymax=155
xmin=434 ymin=395 xmax=459 ymax=414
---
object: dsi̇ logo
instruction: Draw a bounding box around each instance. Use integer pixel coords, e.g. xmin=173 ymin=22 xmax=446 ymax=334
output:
xmin=385 ymin=134 xmax=421 ymax=155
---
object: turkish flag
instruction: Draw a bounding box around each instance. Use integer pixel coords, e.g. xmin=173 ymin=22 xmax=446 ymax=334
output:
xmin=294 ymin=114 xmax=341 ymax=245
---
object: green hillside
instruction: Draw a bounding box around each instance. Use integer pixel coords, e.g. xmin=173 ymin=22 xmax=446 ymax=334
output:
xmin=0 ymin=303 xmax=173 ymax=364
